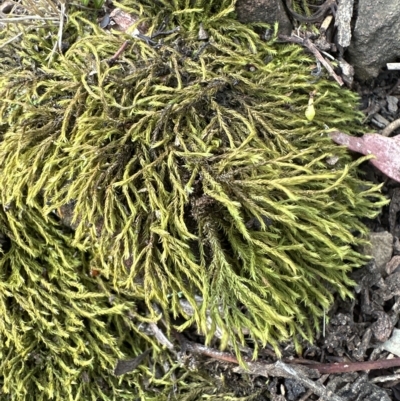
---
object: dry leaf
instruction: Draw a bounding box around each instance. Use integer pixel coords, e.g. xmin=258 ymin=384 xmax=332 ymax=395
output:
xmin=114 ymin=349 xmax=152 ymax=376
xmin=330 ymin=131 xmax=400 ymax=182
xmin=109 ymin=8 xmax=138 ymax=31
xmin=386 ymin=255 xmax=400 ymax=275
xmin=109 ymin=8 xmax=149 ymax=36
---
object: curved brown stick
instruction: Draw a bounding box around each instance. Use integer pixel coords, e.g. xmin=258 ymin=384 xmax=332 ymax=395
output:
xmin=313 ymin=357 xmax=400 ymax=374
xmin=381 ymin=118 xmax=400 ymax=137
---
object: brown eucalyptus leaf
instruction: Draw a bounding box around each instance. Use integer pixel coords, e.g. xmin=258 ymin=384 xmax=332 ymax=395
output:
xmin=330 ymin=131 xmax=400 ymax=182
xmin=109 ymin=8 xmax=149 ymax=35
xmin=109 ymin=8 xmax=138 ymax=31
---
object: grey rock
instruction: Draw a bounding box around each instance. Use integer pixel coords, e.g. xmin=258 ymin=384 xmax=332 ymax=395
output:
xmin=235 ymin=0 xmax=292 ymax=36
xmin=387 ymin=95 xmax=399 ymax=114
xmin=338 ymin=58 xmax=355 ymax=87
xmin=336 ymin=0 xmax=354 ymax=48
xmin=347 ymin=0 xmax=400 ymax=80
xmin=371 ymin=113 xmax=390 ymax=129
xmin=366 ymin=232 xmax=393 ymax=275
xmin=382 ymin=328 xmax=400 ymax=356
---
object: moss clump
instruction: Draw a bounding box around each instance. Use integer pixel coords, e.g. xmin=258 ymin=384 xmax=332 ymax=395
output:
xmin=0 ymin=0 xmax=387 ymax=398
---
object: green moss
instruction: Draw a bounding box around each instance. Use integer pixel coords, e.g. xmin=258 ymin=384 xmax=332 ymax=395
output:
xmin=0 ymin=0 xmax=387 ymax=398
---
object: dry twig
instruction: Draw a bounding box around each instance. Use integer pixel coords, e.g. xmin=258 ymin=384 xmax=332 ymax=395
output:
xmin=298 ymin=374 xmax=330 ymax=401
xmin=0 ymin=15 xmax=58 ymax=22
xmin=370 ymin=372 xmax=400 ymax=384
xmin=180 ymin=338 xmax=344 ymax=401
xmin=279 ymin=34 xmax=343 ymax=86
xmin=381 ymin=118 xmax=400 ymax=137
xmin=107 ymin=40 xmax=130 ymax=66
xmin=312 ymin=357 xmax=400 ymax=374
xmin=47 ymin=0 xmax=66 ymax=63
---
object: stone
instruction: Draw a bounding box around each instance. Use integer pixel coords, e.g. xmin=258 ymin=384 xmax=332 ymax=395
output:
xmin=371 ymin=113 xmax=390 ymax=129
xmin=366 ymin=231 xmax=394 ymax=275
xmin=382 ymin=328 xmax=400 ymax=356
xmin=235 ymin=0 xmax=292 ymax=36
xmin=387 ymin=95 xmax=399 ymax=114
xmin=347 ymin=0 xmax=400 ymax=80
xmin=336 ymin=0 xmax=354 ymax=48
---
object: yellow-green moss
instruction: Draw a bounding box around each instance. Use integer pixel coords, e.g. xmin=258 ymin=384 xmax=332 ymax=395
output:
xmin=0 ymin=0 xmax=387 ymax=399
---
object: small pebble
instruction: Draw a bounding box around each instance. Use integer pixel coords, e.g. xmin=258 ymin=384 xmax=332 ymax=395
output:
xmin=372 ymin=113 xmax=390 ymax=129
xmin=387 ymin=95 xmax=399 ymax=114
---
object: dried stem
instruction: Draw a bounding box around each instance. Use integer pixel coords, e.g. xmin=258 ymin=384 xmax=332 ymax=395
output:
xmin=381 ymin=118 xmax=400 ymax=137
xmin=180 ymin=337 xmax=344 ymax=401
xmin=108 ymin=40 xmax=130 ymax=65
xmin=312 ymin=357 xmax=400 ymax=374
xmin=279 ymin=34 xmax=344 ymax=86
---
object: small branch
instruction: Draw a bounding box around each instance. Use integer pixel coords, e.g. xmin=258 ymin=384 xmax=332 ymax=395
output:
xmin=148 ymin=322 xmax=174 ymax=350
xmin=278 ymin=34 xmax=344 ymax=86
xmin=266 ymin=362 xmax=344 ymax=401
xmin=179 ymin=337 xmax=400 ymax=397
xmin=148 ymin=303 xmax=175 ymax=351
xmin=298 ymin=374 xmax=330 ymax=401
xmin=0 ymin=32 xmax=22 ymax=49
xmin=47 ymin=1 xmax=67 ymax=64
xmin=57 ymin=2 xmax=66 ymax=53
xmin=107 ymin=40 xmax=130 ymax=66
xmin=312 ymin=357 xmax=400 ymax=374
xmin=370 ymin=372 xmax=400 ymax=384
xmin=180 ymin=338 xmax=344 ymax=401
xmin=381 ymin=117 xmax=400 ymax=137
xmin=151 ymin=26 xmax=180 ymax=40
xmin=183 ymin=340 xmax=240 ymax=364
xmin=0 ymin=16 xmax=59 ymax=22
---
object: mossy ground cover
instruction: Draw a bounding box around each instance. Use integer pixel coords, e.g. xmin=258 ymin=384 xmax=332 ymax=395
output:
xmin=0 ymin=0 xmax=387 ymax=399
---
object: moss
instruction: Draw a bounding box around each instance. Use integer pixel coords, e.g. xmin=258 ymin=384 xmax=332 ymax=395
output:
xmin=0 ymin=0 xmax=387 ymax=398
